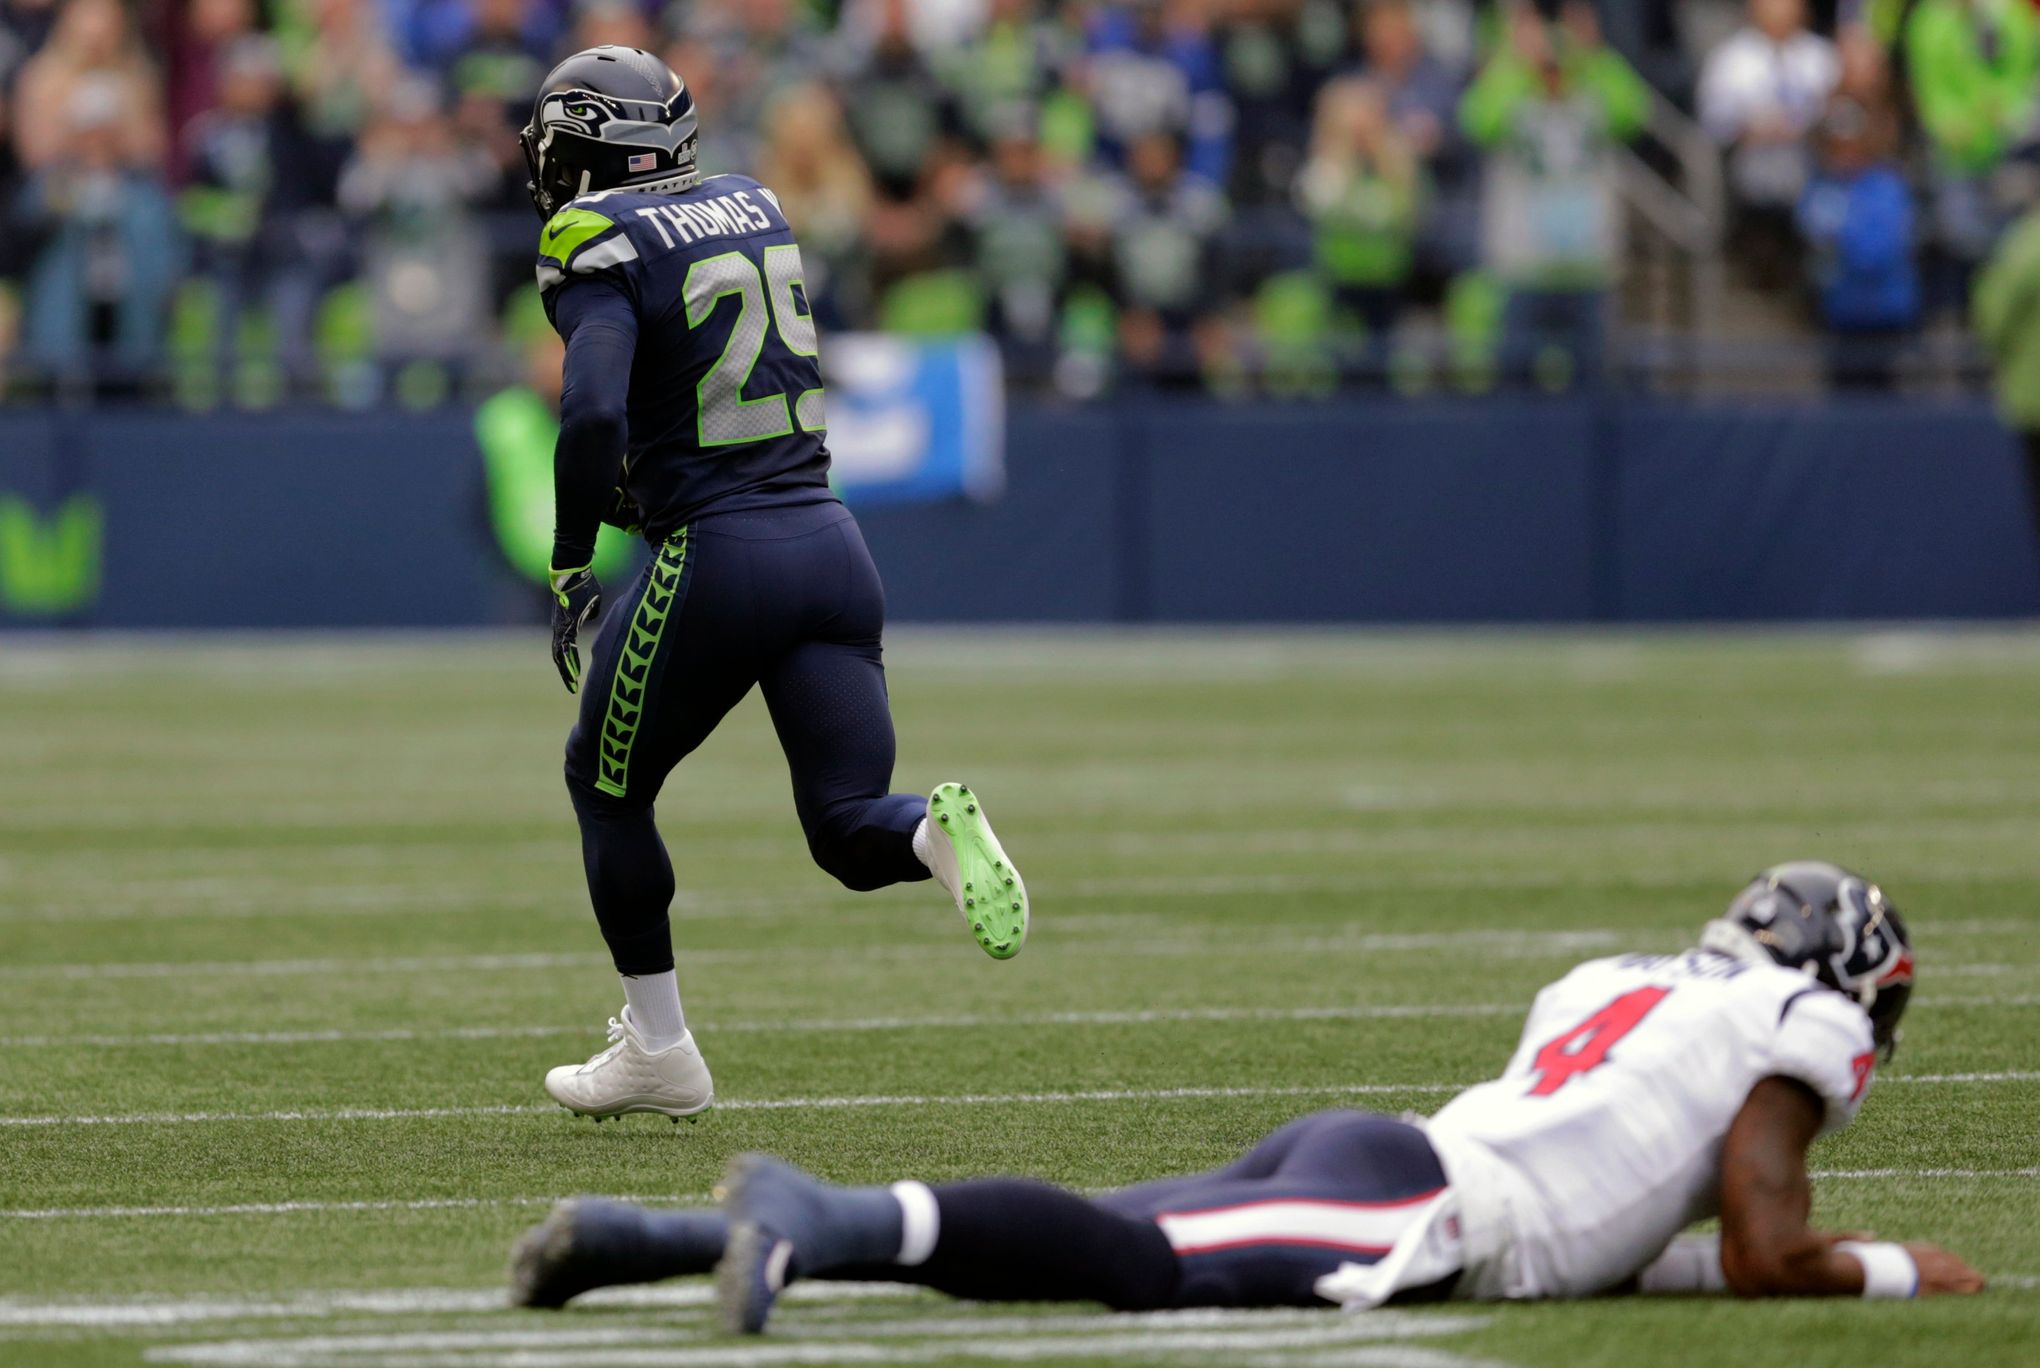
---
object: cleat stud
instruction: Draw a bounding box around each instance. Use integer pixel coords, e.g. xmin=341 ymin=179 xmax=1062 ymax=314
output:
xmin=966 ymin=804 xmax=977 ymax=814
xmin=939 ymin=815 xmax=951 ymax=826
xmin=964 ymin=882 xmax=973 ymax=892
xmin=959 ymin=786 xmax=970 ymax=795
xmin=1004 ymin=878 xmax=1014 ymax=887
xmin=966 ymin=897 xmax=975 ymax=908
xmin=1011 ymin=901 xmax=1021 ymax=911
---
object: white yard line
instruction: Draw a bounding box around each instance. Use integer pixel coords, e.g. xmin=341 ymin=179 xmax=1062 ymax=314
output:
xmin=0 ymin=1279 xmax=1512 ymax=1368
xmin=2 ymin=993 xmax=2032 ymax=1051
xmin=0 ymin=929 xmax=1736 ymax=981
xmin=125 ymin=1308 xmax=1507 ymax=1368
xmin=153 ymin=1335 xmax=1504 ymax=1368
xmin=0 ymin=1024 xmax=591 ymax=1049
xmin=0 ymin=1004 xmax=1530 ymax=1050
xmin=0 ymin=1196 xmax=709 ymax=1222
xmin=0 ymin=1072 xmax=2031 ymax=1136
xmin=0 ymin=1084 xmax=1464 ymax=1132
xmin=1812 ymin=1168 xmax=2040 ymax=1180
xmin=8 ymin=864 xmax=2037 ymax=925
xmin=0 ymin=1283 xmax=918 ymax=1327
xmin=0 ymin=952 xmax=615 ymax=981
xmin=2 ymin=937 xmax=2024 ymax=981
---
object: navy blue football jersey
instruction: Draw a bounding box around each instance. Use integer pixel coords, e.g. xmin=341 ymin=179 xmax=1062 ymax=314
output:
xmin=537 ymin=174 xmax=834 ymax=537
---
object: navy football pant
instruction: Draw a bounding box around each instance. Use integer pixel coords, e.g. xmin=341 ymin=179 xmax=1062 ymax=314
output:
xmin=871 ymin=1110 xmax=1453 ymax=1310
xmin=564 ymin=503 xmax=928 ymax=976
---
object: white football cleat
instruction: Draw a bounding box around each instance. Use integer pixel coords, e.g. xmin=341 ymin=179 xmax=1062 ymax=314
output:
xmin=544 ymin=1008 xmax=713 ymax=1122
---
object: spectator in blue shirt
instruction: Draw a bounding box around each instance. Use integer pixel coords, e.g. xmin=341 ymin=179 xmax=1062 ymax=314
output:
xmin=382 ymin=0 xmax=567 ymax=73
xmin=1356 ymin=0 xmax=1475 ymax=278
xmin=1083 ymin=0 xmax=1233 ymax=188
xmin=1798 ymin=95 xmax=1920 ymax=391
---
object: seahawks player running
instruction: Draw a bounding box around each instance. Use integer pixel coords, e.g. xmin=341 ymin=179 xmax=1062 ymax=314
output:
xmin=519 ymin=48 xmax=1028 ymax=1123
xmin=510 ymin=862 xmax=1985 ymax=1317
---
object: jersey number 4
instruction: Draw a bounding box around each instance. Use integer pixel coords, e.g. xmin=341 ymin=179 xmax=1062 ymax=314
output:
xmin=684 ymin=245 xmax=826 ymax=448
xmin=1526 ymin=986 xmax=1671 ymax=1096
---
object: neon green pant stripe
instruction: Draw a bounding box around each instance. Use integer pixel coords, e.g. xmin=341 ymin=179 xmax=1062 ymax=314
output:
xmin=594 ymin=528 xmax=688 ymax=798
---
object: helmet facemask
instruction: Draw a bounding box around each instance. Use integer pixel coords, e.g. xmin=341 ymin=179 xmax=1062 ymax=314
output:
xmin=1833 ymin=879 xmax=1913 ymax=1060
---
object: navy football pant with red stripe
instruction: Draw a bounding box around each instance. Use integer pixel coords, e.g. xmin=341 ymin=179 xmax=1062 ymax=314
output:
xmin=881 ymin=1110 xmax=1451 ymax=1310
xmin=564 ymin=502 xmax=928 ymax=977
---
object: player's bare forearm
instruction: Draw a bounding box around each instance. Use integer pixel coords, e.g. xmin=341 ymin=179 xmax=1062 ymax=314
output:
xmin=1718 ymin=1077 xmax=1983 ymax=1297
xmin=1719 ymin=1076 xmax=1876 ymax=1296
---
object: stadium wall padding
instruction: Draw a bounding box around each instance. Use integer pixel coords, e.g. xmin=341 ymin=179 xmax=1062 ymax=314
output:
xmin=2 ymin=398 xmax=2034 ymax=628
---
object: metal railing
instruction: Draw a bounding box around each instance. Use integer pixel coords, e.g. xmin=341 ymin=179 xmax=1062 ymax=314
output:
xmin=1613 ymin=90 xmax=1729 ymax=390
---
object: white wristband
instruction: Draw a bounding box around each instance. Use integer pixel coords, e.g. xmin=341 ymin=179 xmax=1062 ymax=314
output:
xmin=1835 ymin=1241 xmax=1918 ymax=1299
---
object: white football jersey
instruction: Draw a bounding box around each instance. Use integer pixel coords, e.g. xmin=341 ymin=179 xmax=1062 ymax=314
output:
xmin=1422 ymin=949 xmax=1878 ymax=1301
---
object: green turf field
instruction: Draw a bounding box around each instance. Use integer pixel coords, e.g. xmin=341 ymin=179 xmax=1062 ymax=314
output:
xmin=1 ymin=630 xmax=2035 ymax=1368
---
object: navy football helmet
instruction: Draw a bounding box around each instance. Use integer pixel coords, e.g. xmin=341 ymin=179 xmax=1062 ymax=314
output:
xmin=1701 ymin=861 xmax=1915 ymax=1056
xmin=520 ymin=46 xmax=700 ymax=219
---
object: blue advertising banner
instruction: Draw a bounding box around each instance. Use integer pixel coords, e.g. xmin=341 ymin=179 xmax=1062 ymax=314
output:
xmin=822 ymin=336 xmax=1005 ymax=506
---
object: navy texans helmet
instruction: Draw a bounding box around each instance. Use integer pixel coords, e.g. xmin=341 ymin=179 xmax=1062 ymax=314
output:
xmin=519 ymin=46 xmax=700 ymax=220
xmin=1701 ymin=861 xmax=1915 ymax=1056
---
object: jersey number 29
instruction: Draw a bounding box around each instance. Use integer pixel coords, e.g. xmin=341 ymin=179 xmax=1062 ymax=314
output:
xmin=684 ymin=245 xmax=826 ymax=447
xmin=1525 ymin=986 xmax=1671 ymax=1096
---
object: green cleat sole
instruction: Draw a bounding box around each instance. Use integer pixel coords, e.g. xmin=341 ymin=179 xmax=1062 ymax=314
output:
xmin=929 ymin=782 xmax=1028 ymax=959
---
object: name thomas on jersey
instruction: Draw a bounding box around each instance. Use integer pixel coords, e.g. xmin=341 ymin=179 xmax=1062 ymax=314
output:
xmin=535 ymin=172 xmax=833 ymax=557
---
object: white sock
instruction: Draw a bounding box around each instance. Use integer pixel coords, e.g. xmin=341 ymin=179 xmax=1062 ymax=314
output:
xmin=911 ymin=816 xmax=934 ymax=872
xmin=621 ymin=970 xmax=686 ymax=1051
xmin=890 ymin=1180 xmax=940 ymax=1265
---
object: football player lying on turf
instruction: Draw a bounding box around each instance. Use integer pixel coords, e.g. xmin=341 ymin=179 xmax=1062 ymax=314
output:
xmin=517 ymin=46 xmax=1028 ymax=1124
xmin=509 ymin=862 xmax=1985 ymax=1325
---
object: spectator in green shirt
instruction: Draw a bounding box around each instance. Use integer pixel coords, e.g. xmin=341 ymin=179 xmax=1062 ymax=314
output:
xmin=475 ymin=328 xmax=636 ymax=610
xmin=1462 ymin=1 xmax=1650 ymax=389
xmin=1972 ymin=201 xmax=2040 ymax=581
xmin=1904 ymin=0 xmax=2040 ymax=267
xmin=1297 ymin=75 xmax=1423 ymax=380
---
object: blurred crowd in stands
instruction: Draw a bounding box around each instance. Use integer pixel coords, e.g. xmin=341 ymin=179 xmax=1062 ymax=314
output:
xmin=3 ymin=0 xmax=2040 ymax=403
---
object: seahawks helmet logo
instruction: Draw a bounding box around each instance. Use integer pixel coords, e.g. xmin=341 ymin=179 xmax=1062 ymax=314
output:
xmin=536 ymin=89 xmax=695 ymax=155
xmin=539 ymin=91 xmax=618 ymax=139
